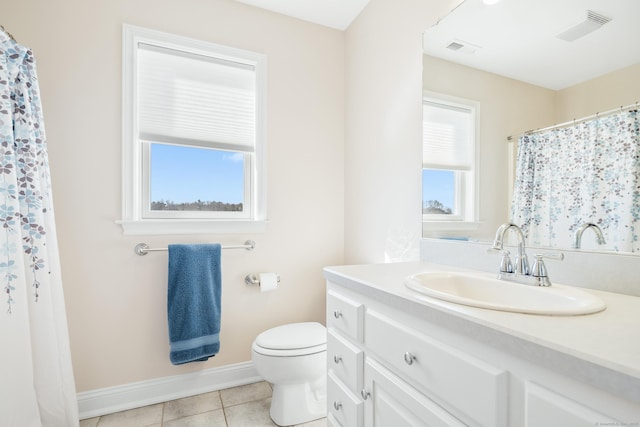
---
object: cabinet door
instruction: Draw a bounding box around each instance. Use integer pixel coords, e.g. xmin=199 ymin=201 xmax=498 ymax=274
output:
xmin=364 ymin=359 xmax=466 ymax=427
xmin=525 ymin=382 xmax=621 ymax=427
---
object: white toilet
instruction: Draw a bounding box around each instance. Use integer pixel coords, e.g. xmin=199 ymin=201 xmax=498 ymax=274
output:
xmin=251 ymin=322 xmax=327 ymax=426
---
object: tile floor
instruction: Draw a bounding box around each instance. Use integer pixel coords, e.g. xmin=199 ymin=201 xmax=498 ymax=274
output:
xmin=79 ymin=381 xmax=327 ymax=427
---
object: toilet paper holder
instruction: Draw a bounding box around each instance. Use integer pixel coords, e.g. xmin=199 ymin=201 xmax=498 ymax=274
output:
xmin=245 ymin=273 xmax=280 ymax=287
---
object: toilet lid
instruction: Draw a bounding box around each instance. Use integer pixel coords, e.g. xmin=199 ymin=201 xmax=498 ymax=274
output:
xmin=255 ymin=322 xmax=326 ymax=350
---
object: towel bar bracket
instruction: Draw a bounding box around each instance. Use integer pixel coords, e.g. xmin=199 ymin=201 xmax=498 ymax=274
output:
xmin=135 ymin=243 xmax=151 ymax=256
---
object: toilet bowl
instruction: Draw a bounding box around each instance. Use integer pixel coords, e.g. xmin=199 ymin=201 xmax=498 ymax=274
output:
xmin=251 ymin=322 xmax=327 ymax=426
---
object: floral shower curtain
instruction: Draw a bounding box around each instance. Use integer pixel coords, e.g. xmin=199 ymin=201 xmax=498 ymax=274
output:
xmin=512 ymin=109 xmax=640 ymax=253
xmin=0 ymin=29 xmax=78 ymax=425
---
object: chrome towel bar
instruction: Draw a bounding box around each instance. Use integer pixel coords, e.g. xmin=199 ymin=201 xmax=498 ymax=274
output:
xmin=135 ymin=240 xmax=256 ymax=256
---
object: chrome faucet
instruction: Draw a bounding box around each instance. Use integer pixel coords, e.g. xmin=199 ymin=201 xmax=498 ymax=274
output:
xmin=489 ymin=223 xmax=563 ymax=287
xmin=491 ymin=223 xmax=529 ymax=275
xmin=573 ymin=222 xmax=605 ymax=249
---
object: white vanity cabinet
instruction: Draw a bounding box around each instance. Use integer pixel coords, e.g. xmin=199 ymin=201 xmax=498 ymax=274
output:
xmin=326 ymin=277 xmax=640 ymax=427
xmin=326 ymin=286 xmax=508 ymax=427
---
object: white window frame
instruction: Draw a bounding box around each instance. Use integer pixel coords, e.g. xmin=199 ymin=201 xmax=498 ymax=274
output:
xmin=118 ymin=25 xmax=267 ymax=235
xmin=422 ymin=91 xmax=480 ymax=234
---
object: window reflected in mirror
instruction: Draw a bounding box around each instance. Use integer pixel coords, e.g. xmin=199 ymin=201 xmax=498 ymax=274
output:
xmin=422 ymin=93 xmax=478 ymax=225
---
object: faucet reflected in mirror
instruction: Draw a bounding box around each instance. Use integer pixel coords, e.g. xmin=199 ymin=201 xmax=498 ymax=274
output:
xmin=573 ymin=222 xmax=606 ymax=249
xmin=490 ymin=223 xmax=564 ymax=287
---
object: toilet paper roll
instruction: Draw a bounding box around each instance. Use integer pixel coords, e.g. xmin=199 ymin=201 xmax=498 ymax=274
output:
xmin=259 ymin=273 xmax=279 ymax=292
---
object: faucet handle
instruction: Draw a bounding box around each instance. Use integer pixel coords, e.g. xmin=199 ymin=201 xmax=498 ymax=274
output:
xmin=499 ymin=250 xmax=514 ymax=273
xmin=535 ymin=252 xmax=564 ymax=262
xmin=530 ymin=252 xmax=564 ymax=286
xmin=487 ymin=247 xmax=514 ymax=273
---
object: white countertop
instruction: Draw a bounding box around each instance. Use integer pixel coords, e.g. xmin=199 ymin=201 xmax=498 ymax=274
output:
xmin=323 ymin=261 xmax=640 ymax=403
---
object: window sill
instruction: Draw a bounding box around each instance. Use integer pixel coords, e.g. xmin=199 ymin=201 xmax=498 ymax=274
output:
xmin=117 ymin=219 xmax=268 ymax=235
xmin=422 ymin=220 xmax=481 ymax=235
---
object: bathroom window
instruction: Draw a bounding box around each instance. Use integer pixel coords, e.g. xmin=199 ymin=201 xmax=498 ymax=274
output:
xmin=120 ymin=25 xmax=267 ymax=234
xmin=422 ymin=93 xmax=478 ymax=230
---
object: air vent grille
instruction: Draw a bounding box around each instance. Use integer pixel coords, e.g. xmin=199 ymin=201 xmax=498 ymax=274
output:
xmin=444 ymin=39 xmax=480 ymax=54
xmin=557 ymin=10 xmax=612 ymax=42
xmin=587 ymin=10 xmax=612 ymax=26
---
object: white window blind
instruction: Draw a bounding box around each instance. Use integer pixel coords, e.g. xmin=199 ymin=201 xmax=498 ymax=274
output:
xmin=137 ymin=43 xmax=256 ymax=152
xmin=423 ymin=100 xmax=473 ymax=170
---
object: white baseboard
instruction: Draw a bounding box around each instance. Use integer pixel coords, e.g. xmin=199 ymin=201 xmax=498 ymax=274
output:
xmin=77 ymin=361 xmax=262 ymax=420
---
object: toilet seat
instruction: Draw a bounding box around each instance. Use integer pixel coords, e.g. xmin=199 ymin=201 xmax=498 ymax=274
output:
xmin=253 ymin=322 xmax=326 ymax=357
xmin=253 ymin=342 xmax=326 ymax=357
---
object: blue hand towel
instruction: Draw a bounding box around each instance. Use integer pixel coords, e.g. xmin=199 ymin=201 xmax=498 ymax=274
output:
xmin=167 ymin=244 xmax=222 ymax=365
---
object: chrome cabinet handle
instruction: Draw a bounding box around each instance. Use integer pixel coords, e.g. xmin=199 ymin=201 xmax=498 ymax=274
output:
xmin=333 ymin=401 xmax=342 ymax=410
xmin=361 ymin=389 xmax=371 ymax=400
xmin=333 ymin=355 xmax=342 ymax=364
xmin=333 ymin=310 xmax=342 ymax=319
xmin=404 ymin=352 xmax=416 ymax=365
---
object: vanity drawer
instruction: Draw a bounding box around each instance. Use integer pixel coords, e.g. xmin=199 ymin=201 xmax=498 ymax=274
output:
xmin=327 ymin=289 xmax=364 ymax=342
xmin=365 ymin=309 xmax=508 ymax=427
xmin=328 ymin=328 xmax=364 ymax=394
xmin=328 ymin=371 xmax=363 ymax=427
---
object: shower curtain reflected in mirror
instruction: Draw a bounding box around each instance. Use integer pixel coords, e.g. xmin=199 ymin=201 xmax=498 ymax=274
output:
xmin=512 ymin=109 xmax=640 ymax=253
xmin=0 ymin=30 xmax=79 ymax=425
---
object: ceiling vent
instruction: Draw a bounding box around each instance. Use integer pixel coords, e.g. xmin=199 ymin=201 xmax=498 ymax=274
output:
xmin=446 ymin=41 xmax=465 ymax=51
xmin=445 ymin=39 xmax=480 ymax=54
xmin=556 ymin=10 xmax=612 ymax=42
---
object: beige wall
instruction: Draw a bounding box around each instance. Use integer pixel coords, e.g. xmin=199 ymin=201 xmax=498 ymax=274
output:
xmin=422 ymin=55 xmax=557 ymax=239
xmin=6 ymin=0 xmax=344 ymax=392
xmin=343 ymin=0 xmax=462 ymax=263
xmin=556 ymin=63 xmax=640 ymax=123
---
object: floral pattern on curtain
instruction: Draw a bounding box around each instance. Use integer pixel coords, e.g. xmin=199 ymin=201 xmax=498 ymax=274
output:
xmin=512 ymin=109 xmax=640 ymax=253
xmin=1 ymin=29 xmax=78 ymax=426
xmin=0 ymin=35 xmax=50 ymax=314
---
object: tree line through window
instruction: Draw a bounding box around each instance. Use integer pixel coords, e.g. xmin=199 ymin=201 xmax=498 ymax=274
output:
xmin=151 ymin=200 xmax=243 ymax=211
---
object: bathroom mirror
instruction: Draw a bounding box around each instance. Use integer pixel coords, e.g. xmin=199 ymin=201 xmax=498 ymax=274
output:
xmin=422 ymin=0 xmax=640 ymax=253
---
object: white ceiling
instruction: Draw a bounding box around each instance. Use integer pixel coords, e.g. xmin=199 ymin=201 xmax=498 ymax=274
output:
xmin=422 ymin=0 xmax=640 ymax=90
xmin=234 ymin=0 xmax=640 ymax=90
xmin=234 ymin=0 xmax=371 ymax=30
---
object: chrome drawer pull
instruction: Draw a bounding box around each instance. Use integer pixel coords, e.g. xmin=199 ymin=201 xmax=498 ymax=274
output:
xmin=333 ymin=401 xmax=342 ymax=411
xmin=361 ymin=389 xmax=371 ymax=400
xmin=404 ymin=352 xmax=416 ymax=365
xmin=333 ymin=355 xmax=342 ymax=364
xmin=333 ymin=310 xmax=342 ymax=319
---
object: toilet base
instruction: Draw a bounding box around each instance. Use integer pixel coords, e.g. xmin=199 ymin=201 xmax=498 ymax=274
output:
xmin=269 ymin=376 xmax=327 ymax=426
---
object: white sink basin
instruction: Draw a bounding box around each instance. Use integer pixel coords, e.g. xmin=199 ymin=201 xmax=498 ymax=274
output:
xmin=404 ymin=271 xmax=606 ymax=315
